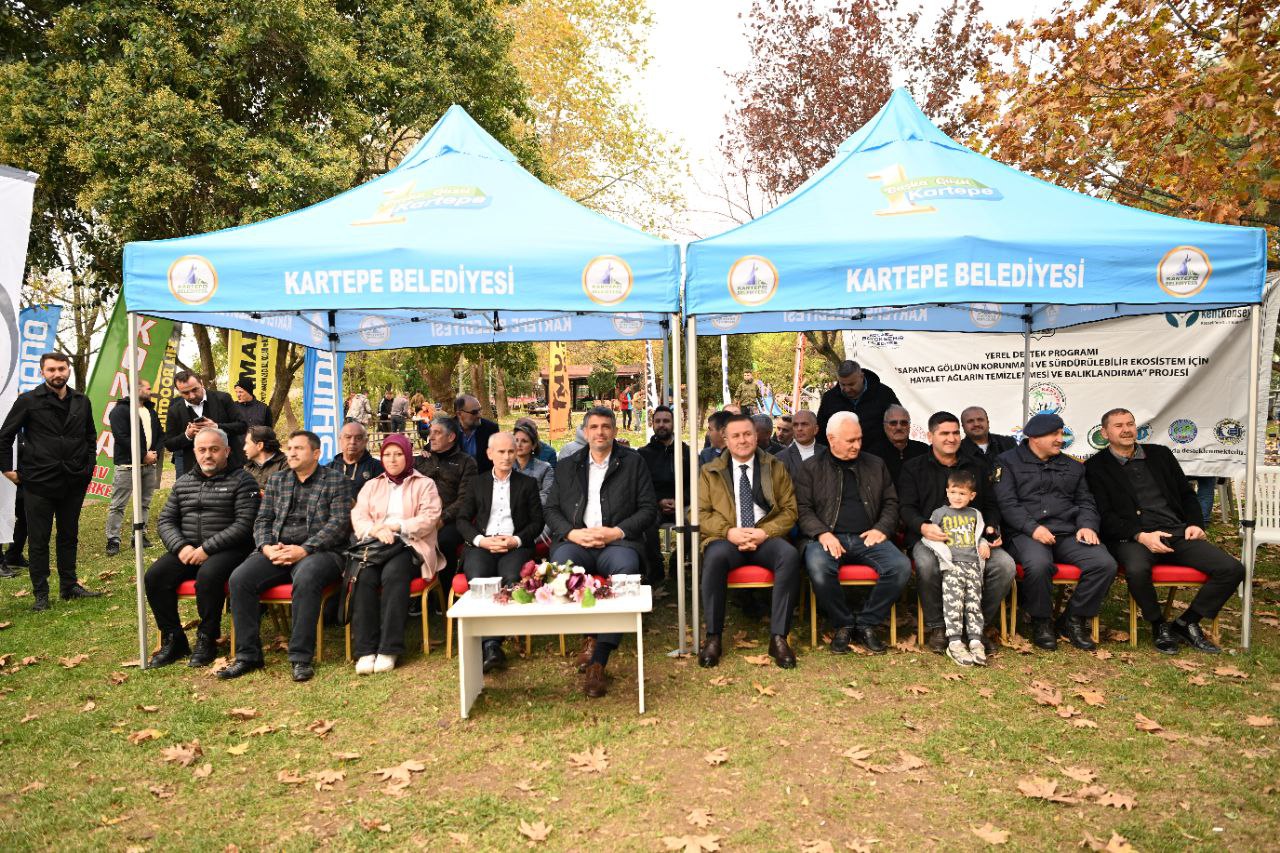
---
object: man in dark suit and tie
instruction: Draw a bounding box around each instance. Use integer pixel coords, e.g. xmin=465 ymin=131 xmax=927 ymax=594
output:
xmin=165 ymin=371 xmax=248 ymax=470
xmin=456 ymin=432 xmax=545 ymax=672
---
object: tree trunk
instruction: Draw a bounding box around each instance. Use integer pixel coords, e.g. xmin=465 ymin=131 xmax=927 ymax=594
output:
xmin=267 ymin=341 xmax=305 ymax=424
xmin=809 ymin=330 xmax=845 ymax=370
xmin=494 ymin=365 xmax=509 ymax=417
xmin=424 ymin=351 xmax=463 ymax=405
xmin=192 ymin=324 xmax=216 ymax=381
xmin=469 ymin=355 xmax=494 ymax=418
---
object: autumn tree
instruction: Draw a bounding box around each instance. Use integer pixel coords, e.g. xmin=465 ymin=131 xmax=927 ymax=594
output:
xmin=970 ymin=0 xmax=1278 ymax=265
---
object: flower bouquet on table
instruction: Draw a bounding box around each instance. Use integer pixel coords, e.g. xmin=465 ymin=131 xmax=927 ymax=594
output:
xmin=496 ymin=560 xmax=612 ymax=608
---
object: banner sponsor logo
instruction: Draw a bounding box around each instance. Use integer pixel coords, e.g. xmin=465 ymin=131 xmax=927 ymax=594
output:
xmin=1027 ymin=382 xmax=1066 ymax=415
xmin=352 ymin=182 xmax=491 ymax=226
xmin=868 ymin=163 xmax=1003 ymax=217
xmin=1157 ymin=246 xmax=1211 ymax=298
xmin=582 ymin=256 xmax=632 ymax=306
xmin=727 ymin=255 xmax=777 ymax=306
xmin=1214 ymin=418 xmax=1245 ymax=445
xmin=864 ymin=332 xmax=903 ymax=349
xmin=1137 ymin=422 xmax=1152 ymax=441
xmin=18 ymin=306 xmax=61 ymax=392
xmin=969 ymin=303 xmax=1002 ymax=329
xmin=1060 ymin=425 xmax=1075 ymax=449
xmin=1165 ymin=311 xmax=1200 ymax=328
xmin=1087 ymin=424 xmax=1108 ymax=450
xmin=167 ymin=255 xmax=218 ymax=304
xmin=1168 ymin=418 xmax=1198 ymax=444
xmin=358 ymin=315 xmax=391 ymax=346
xmin=611 ymin=313 xmax=644 ymax=336
xmin=709 ymin=314 xmax=741 ymax=331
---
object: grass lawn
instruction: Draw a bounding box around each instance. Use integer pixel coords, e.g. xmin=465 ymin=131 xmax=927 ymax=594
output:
xmin=0 ymin=493 xmax=1277 ymax=852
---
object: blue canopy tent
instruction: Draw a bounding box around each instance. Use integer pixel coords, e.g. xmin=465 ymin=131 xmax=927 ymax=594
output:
xmin=685 ymin=89 xmax=1269 ymax=651
xmin=119 ymin=106 xmax=691 ymax=668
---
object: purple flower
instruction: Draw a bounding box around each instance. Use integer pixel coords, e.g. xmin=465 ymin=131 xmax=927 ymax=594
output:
xmin=520 ymin=561 xmax=537 ymax=579
xmin=565 ymin=573 xmax=586 ymax=594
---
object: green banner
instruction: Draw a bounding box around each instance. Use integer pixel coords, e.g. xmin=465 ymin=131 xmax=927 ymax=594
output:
xmin=84 ymin=301 xmax=177 ymax=501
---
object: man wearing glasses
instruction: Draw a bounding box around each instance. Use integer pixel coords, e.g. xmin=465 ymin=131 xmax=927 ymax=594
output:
xmin=454 ymin=395 xmax=500 ymax=474
xmin=864 ymin=405 xmax=928 ymax=485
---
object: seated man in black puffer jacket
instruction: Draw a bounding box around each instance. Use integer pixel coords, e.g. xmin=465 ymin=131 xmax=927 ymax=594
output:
xmin=145 ymin=427 xmax=260 ymax=668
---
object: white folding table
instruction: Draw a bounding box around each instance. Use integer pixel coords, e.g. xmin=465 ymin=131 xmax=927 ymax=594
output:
xmin=446 ymin=587 xmax=653 ymax=718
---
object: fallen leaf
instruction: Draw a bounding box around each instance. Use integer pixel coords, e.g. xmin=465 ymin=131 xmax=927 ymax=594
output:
xmin=733 ymin=638 xmax=759 ymax=649
xmin=127 ymin=728 xmax=164 ymax=745
xmin=21 ymin=656 xmax=38 ymax=666
xmin=12 ymin=589 xmax=29 ymax=597
xmin=890 ymin=751 xmax=926 ymax=772
xmin=1134 ymin=713 xmax=1164 ymax=733
xmin=308 ymin=769 xmax=344 ymax=791
xmin=970 ymin=823 xmax=1010 ymax=844
xmin=276 ymin=770 xmax=305 ymax=785
xmin=19 ymin=712 xmax=38 ymax=724
xmin=160 ymin=740 xmax=202 ymax=767
xmin=59 ymin=654 xmax=89 ymax=668
xmin=513 ymin=778 xmax=536 ymax=793
xmin=193 ymin=763 xmax=212 ymax=778
xmin=841 ymin=745 xmax=875 ymax=763
xmin=1214 ymin=665 xmax=1249 ymax=679
xmin=1068 ymin=672 xmax=1092 ymax=684
xmin=331 ymin=751 xmax=361 ymax=761
xmin=1092 ymin=648 xmax=1112 ymax=661
xmin=19 ymin=781 xmax=46 ymax=793
xmin=306 ymin=719 xmax=336 ymax=737
xmin=1017 ymin=776 xmax=1077 ymax=803
xmin=904 ymin=684 xmax=931 ymax=696
xmin=1061 ymin=766 xmax=1097 ymax=783
xmin=1096 ymin=790 xmax=1137 ymax=810
xmin=752 ymin=683 xmax=776 ymax=697
xmin=942 ymin=672 xmax=963 ymax=681
xmin=517 ymin=819 xmax=552 ymax=843
xmin=703 ymin=747 xmax=729 ymax=766
xmin=0 ymin=621 xmax=11 ymax=629
xmin=841 ymin=687 xmax=865 ymax=699
xmin=139 ymin=705 xmax=160 ymax=713
xmin=708 ymin=675 xmax=734 ymax=687
xmin=977 ymin=687 xmax=996 ymax=699
xmin=226 ymin=742 xmax=250 ymax=756
xmin=1056 ymin=705 xmax=1080 ymax=719
xmin=371 ymin=759 xmax=426 ymax=788
xmin=81 ymin=700 xmax=96 ymax=712
xmin=1187 ymin=674 xmax=1210 ymax=686
xmin=147 ymin=783 xmax=175 ymax=800
xmin=360 ymin=818 xmax=391 ymax=833
xmin=1069 ymin=718 xmax=1099 ymax=729
xmin=566 ymin=746 xmax=609 ymax=773
xmin=247 ymin=724 xmax=278 ymax=737
xmin=1246 ymin=715 xmax=1275 ymax=727
xmin=661 ymin=835 xmax=720 ymax=853
xmin=108 ymin=672 xmax=129 ymax=685
xmin=448 ymin=832 xmax=469 ymax=845
xmin=1074 ymin=688 xmax=1106 ymax=707
xmin=227 ymin=708 xmax=259 ymax=720
xmin=1028 ymin=681 xmax=1063 ymax=707
xmin=800 ymin=841 xmax=835 ymax=853
xmin=742 ymin=654 xmax=772 ymax=666
xmin=686 ymin=807 xmax=714 ymax=828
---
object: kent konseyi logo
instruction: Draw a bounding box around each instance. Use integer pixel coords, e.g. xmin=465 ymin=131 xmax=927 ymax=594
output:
xmin=1027 ymin=382 xmax=1066 ymax=416
xmin=1157 ymin=246 xmax=1211 ymax=298
xmin=868 ymin=164 xmax=1003 ymax=217
xmin=168 ymin=255 xmax=218 ymax=305
xmin=352 ymin=182 xmax=491 ymax=226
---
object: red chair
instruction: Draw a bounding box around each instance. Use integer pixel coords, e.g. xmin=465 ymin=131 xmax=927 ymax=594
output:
xmin=912 ymin=563 xmax=1008 ymax=647
xmin=151 ymin=579 xmax=202 ymax=651
xmin=808 ymin=564 xmax=897 ymax=648
xmin=230 ymin=583 xmax=339 ymax=661
xmin=344 ymin=575 xmax=446 ymax=661
xmin=1124 ymin=564 xmax=1222 ymax=648
xmin=1010 ymin=564 xmax=1099 ymax=643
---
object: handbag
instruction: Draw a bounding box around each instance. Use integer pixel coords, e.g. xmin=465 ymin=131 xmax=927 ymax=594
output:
xmin=336 ymin=536 xmax=420 ymax=626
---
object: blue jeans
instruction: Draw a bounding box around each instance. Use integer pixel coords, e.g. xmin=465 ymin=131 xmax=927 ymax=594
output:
xmin=1195 ymin=476 xmax=1216 ymax=523
xmin=551 ymin=542 xmax=641 ymax=661
xmin=804 ymin=535 xmax=911 ymax=630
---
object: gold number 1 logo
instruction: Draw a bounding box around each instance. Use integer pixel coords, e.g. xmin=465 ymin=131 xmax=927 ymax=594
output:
xmin=867 ymin=164 xmax=935 ymax=216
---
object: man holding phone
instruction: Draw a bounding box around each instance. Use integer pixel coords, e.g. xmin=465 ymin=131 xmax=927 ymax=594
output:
xmin=164 ymin=371 xmax=248 ymax=471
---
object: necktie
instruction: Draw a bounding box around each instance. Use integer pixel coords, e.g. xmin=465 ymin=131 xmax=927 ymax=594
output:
xmin=739 ymin=464 xmax=754 ymax=528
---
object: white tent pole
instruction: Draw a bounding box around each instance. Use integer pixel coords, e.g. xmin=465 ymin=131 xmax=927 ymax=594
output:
xmin=686 ymin=315 xmax=701 ymax=655
xmin=661 ymin=329 xmax=672 ymax=407
xmin=1021 ymin=305 xmax=1032 ymax=419
xmin=669 ymin=315 xmax=686 ymax=655
xmin=1242 ymin=303 xmax=1261 ymax=649
xmin=127 ymin=312 xmax=149 ymax=670
xmin=720 ymin=335 xmax=730 ymax=408
xmin=327 ymin=310 xmax=341 ymax=454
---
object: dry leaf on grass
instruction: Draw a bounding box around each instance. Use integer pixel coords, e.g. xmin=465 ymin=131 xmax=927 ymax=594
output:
xmin=1074 ymin=688 xmax=1106 ymax=707
xmin=753 ymin=683 xmax=776 ymax=697
xmin=977 ymin=687 xmax=996 ymax=699
xmin=1169 ymin=658 xmax=1201 ymax=672
xmin=708 ymin=676 xmax=734 ymax=687
xmin=59 ymin=654 xmax=89 ymax=668
xmin=0 ymin=621 xmax=11 ymax=630
xmin=566 ymin=746 xmax=609 ymax=773
xmin=842 ymin=746 xmax=875 ymax=763
xmin=1070 ymin=718 xmax=1099 ymax=729
xmin=227 ymin=708 xmax=259 ymax=720
xmin=148 ymin=783 xmax=175 ymax=800
xmin=331 ymin=751 xmax=361 ymax=761
xmin=12 ymin=589 xmax=29 ymax=598
xmin=1214 ymin=665 xmax=1249 ymax=679
xmin=686 ymin=808 xmax=713 ymax=828
xmin=226 ymin=743 xmax=250 ymax=756
xmin=742 ymin=654 xmax=772 ymax=666
xmin=19 ymin=781 xmax=46 ymax=793
xmin=904 ymin=684 xmax=931 ymax=696
xmin=81 ymin=700 xmax=96 ymax=712
xmin=193 ymin=763 xmax=212 ymax=778
xmin=846 ymin=838 xmax=881 ymax=853
xmin=306 ymin=719 xmax=336 ymax=737
xmin=703 ymin=747 xmax=729 ymax=766
xmin=1017 ymin=776 xmax=1078 ymax=804
xmin=517 ymin=819 xmax=552 ymax=843
xmin=733 ymin=638 xmax=759 ymax=649
xmin=1056 ymin=705 xmax=1080 ymax=719
xmin=1068 ymin=672 xmax=1092 ymax=684
xmin=662 ymin=835 xmax=720 ymax=853
xmin=308 ymin=769 xmax=344 ymax=791
xmin=800 ymin=841 xmax=835 ymax=853
xmin=1095 ymin=790 xmax=1137 ymax=810
xmin=1028 ymin=681 xmax=1063 ymax=707
xmin=360 ymin=818 xmax=391 ymax=833
xmin=108 ymin=671 xmax=128 ymax=685
xmin=1187 ymin=674 xmax=1210 ymax=686
xmin=1081 ymin=831 xmax=1136 ymax=852
xmin=1246 ymin=715 xmax=1275 ymax=727
xmin=276 ymin=770 xmax=305 ymax=785
xmin=247 ymin=724 xmax=278 ymax=737
xmin=970 ymin=823 xmax=1010 ymax=844
xmin=127 ymin=728 xmax=164 ymax=745
xmin=160 ymin=740 xmax=203 ymax=767
xmin=1061 ymin=766 xmax=1097 ymax=783
xmin=891 ymin=751 xmax=926 ymax=772
xmin=371 ymin=759 xmax=426 ymax=788
xmin=19 ymin=712 xmax=38 ymax=724
xmin=841 ymin=687 xmax=865 ymax=700
xmin=1134 ymin=713 xmax=1164 ymax=733
xmin=942 ymin=672 xmax=964 ymax=682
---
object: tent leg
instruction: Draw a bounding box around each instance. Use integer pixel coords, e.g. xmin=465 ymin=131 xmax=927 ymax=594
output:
xmin=720 ymin=335 xmax=730 ymax=407
xmin=1242 ymin=304 xmax=1261 ymax=649
xmin=670 ymin=314 xmax=687 ymax=656
xmin=1021 ymin=306 xmax=1032 ymax=419
xmin=127 ymin=313 xmax=149 ymax=671
xmin=327 ymin=311 xmax=341 ymax=456
xmin=686 ymin=316 xmax=701 ymax=656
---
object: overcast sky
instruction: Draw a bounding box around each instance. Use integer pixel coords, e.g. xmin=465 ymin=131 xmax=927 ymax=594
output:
xmin=629 ymin=0 xmax=1059 ymax=237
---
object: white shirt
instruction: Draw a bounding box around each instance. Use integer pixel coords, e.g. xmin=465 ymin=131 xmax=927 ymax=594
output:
xmin=583 ymin=452 xmax=611 ymax=528
xmin=730 ymin=456 xmax=767 ymax=528
xmin=383 ymin=480 xmax=405 ymax=532
xmin=795 ymin=441 xmax=816 ymax=461
xmin=189 ymin=398 xmax=205 ymax=420
xmin=973 ymin=440 xmax=989 ymax=452
xmin=478 ymin=472 xmax=519 ymax=544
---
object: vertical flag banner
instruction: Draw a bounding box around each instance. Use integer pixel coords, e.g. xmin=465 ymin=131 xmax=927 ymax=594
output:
xmin=303 ymin=347 xmax=345 ymax=465
xmin=548 ymin=342 xmax=570 ymax=439
xmin=84 ymin=301 xmax=176 ymax=500
xmin=0 ymin=165 xmax=39 ymax=541
xmin=228 ymin=331 xmax=277 ymax=403
xmin=152 ymin=324 xmax=183 ymax=431
xmin=18 ymin=305 xmax=62 ymax=392
xmin=645 ymin=340 xmax=658 ymax=414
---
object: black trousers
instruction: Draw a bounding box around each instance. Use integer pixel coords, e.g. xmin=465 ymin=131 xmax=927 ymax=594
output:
xmin=1112 ymin=536 xmax=1244 ymax=623
xmin=642 ymin=513 xmax=683 ymax=584
xmin=551 ymin=542 xmax=640 ymax=658
xmin=351 ymin=551 xmax=419 ymax=657
xmin=463 ymin=545 xmax=534 ymax=586
xmin=228 ymin=551 xmax=342 ymax=664
xmin=437 ymin=523 xmax=464 ymax=589
xmin=5 ymin=488 xmax=26 ymax=559
xmin=25 ymin=483 xmax=89 ymax=598
xmin=701 ymin=537 xmax=801 ymax=637
xmin=1007 ymin=534 xmax=1117 ymax=620
xmin=144 ymin=548 xmax=250 ymax=638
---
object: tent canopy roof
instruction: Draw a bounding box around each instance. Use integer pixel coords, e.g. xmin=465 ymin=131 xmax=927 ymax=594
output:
xmin=685 ymin=89 xmax=1267 ymax=332
xmin=122 ymin=106 xmax=680 ymax=349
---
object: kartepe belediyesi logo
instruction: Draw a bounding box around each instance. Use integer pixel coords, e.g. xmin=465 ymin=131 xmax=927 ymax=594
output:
xmin=168 ymin=256 xmax=218 ymax=305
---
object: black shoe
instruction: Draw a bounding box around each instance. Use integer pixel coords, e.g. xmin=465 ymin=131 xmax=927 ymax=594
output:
xmin=1031 ymin=618 xmax=1058 ymax=650
xmin=981 ymin=630 xmax=998 ymax=657
xmin=697 ymin=634 xmax=722 ymax=668
xmin=1152 ymin=621 xmax=1180 ymax=655
xmin=769 ymin=634 xmax=797 ymax=669
xmin=830 ymin=626 xmax=854 ymax=655
xmin=140 ymin=536 xmax=154 ymax=550
xmin=482 ymin=641 xmax=507 ymax=674
xmin=148 ymin=632 xmax=191 ymax=668
xmin=0 ymin=562 xmax=16 ymax=579
xmin=31 ymin=595 xmax=49 ymax=612
xmin=216 ymin=659 xmax=264 ymax=680
xmin=925 ymin=626 xmax=947 ymax=654
xmin=1170 ymin=619 xmax=1221 ymax=653
xmin=407 ymin=598 xmax=423 ymax=619
xmin=1057 ymin=614 xmax=1096 ymax=651
xmin=188 ymin=635 xmax=218 ymax=667
xmin=854 ymin=626 xmax=887 ymax=655
xmin=291 ymin=662 xmax=315 ymax=682
xmin=105 ymin=539 xmax=121 ymax=557
xmin=61 ymin=584 xmax=103 ymax=600
xmin=6 ymin=555 xmax=27 ymax=568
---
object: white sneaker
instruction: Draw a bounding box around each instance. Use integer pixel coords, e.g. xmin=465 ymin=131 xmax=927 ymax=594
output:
xmin=968 ymin=639 xmax=987 ymax=667
xmin=355 ymin=654 xmax=376 ymax=675
xmin=373 ymin=654 xmax=397 ymax=673
xmin=946 ymin=640 xmax=973 ymax=667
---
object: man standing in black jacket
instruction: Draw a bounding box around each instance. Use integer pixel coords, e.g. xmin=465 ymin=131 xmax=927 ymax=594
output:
xmin=165 ymin=371 xmax=248 ymax=470
xmin=960 ymin=406 xmax=1018 ymax=468
xmin=415 ymin=417 xmax=477 ymax=589
xmin=636 ymin=405 xmax=691 ymax=583
xmin=0 ymin=352 xmax=102 ymax=609
xmin=327 ymin=421 xmax=383 ymax=502
xmin=232 ymin=379 xmax=273 ymax=429
xmin=105 ymin=379 xmax=163 ymax=556
xmin=545 ymin=407 xmax=657 ymax=698
xmin=1085 ymin=408 xmax=1243 ymax=654
xmin=455 ymin=394 xmax=500 ymax=473
xmin=145 ymin=427 xmax=260 ymax=667
xmin=815 ymin=361 xmax=899 ymax=452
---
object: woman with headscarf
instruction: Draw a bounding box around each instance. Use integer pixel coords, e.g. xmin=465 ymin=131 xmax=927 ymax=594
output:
xmin=349 ymin=433 xmax=444 ymax=674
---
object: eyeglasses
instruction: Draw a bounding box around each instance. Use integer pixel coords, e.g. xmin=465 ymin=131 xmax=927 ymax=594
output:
xmin=886 ymin=420 xmax=910 ymax=426
xmin=461 ymin=409 xmax=481 ymax=416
